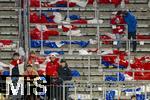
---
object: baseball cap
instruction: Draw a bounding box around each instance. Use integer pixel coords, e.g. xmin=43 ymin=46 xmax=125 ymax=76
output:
xmin=50 ymin=53 xmax=57 ymax=57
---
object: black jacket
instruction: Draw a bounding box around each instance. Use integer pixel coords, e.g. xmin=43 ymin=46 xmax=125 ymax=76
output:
xmin=58 ymin=66 xmax=72 ymax=81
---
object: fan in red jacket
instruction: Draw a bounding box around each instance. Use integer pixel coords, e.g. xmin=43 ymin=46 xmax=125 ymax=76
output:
xmin=111 ymin=12 xmax=126 ymax=24
xmin=110 ymin=11 xmax=126 ymax=34
xmin=46 ymin=54 xmax=59 ymax=77
xmin=10 ymin=53 xmax=22 ymax=67
xmin=110 ymin=11 xmax=126 ymax=49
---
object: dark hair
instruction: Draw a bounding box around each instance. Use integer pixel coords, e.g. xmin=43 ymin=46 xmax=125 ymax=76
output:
xmin=60 ymin=59 xmax=68 ymax=67
xmin=26 ymin=64 xmax=32 ymax=68
xmin=131 ymin=95 xmax=136 ymax=99
xmin=116 ymin=11 xmax=122 ymax=15
xmin=13 ymin=52 xmax=20 ymax=57
xmin=12 ymin=52 xmax=20 ymax=60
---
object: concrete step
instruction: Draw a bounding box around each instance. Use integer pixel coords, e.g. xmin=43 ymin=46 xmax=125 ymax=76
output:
xmin=0 ymin=2 xmax=15 ymax=7
xmin=0 ymin=0 xmax=19 ymax=66
xmin=0 ymin=18 xmax=17 ymax=24
xmin=0 ymin=27 xmax=17 ymax=32
xmin=0 ymin=0 xmax=15 ymax=2
xmin=0 ymin=10 xmax=16 ymax=16
xmin=0 ymin=31 xmax=18 ymax=35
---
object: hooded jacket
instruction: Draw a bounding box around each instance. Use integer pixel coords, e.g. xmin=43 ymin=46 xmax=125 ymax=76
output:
xmin=124 ymin=12 xmax=137 ymax=33
xmin=58 ymin=66 xmax=72 ymax=81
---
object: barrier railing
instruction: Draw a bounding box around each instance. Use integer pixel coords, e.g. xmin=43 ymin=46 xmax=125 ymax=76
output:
xmin=0 ymin=76 xmax=150 ymax=100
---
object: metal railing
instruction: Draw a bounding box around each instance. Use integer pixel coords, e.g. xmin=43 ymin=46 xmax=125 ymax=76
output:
xmin=18 ymin=0 xmax=150 ymax=99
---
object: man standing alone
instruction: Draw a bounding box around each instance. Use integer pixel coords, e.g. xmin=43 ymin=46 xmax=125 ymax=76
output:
xmin=123 ymin=11 xmax=137 ymax=52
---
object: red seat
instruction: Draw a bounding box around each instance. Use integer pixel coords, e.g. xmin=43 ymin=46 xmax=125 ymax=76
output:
xmin=0 ymin=40 xmax=13 ymax=45
xmin=71 ymin=19 xmax=87 ymax=24
xmin=30 ymin=0 xmax=40 ymax=7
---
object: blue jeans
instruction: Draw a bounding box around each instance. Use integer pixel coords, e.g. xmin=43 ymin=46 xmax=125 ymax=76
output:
xmin=115 ymin=34 xmax=122 ymax=49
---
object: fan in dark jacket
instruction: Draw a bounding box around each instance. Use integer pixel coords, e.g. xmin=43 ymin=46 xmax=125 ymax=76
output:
xmin=58 ymin=59 xmax=72 ymax=81
xmin=58 ymin=59 xmax=72 ymax=100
